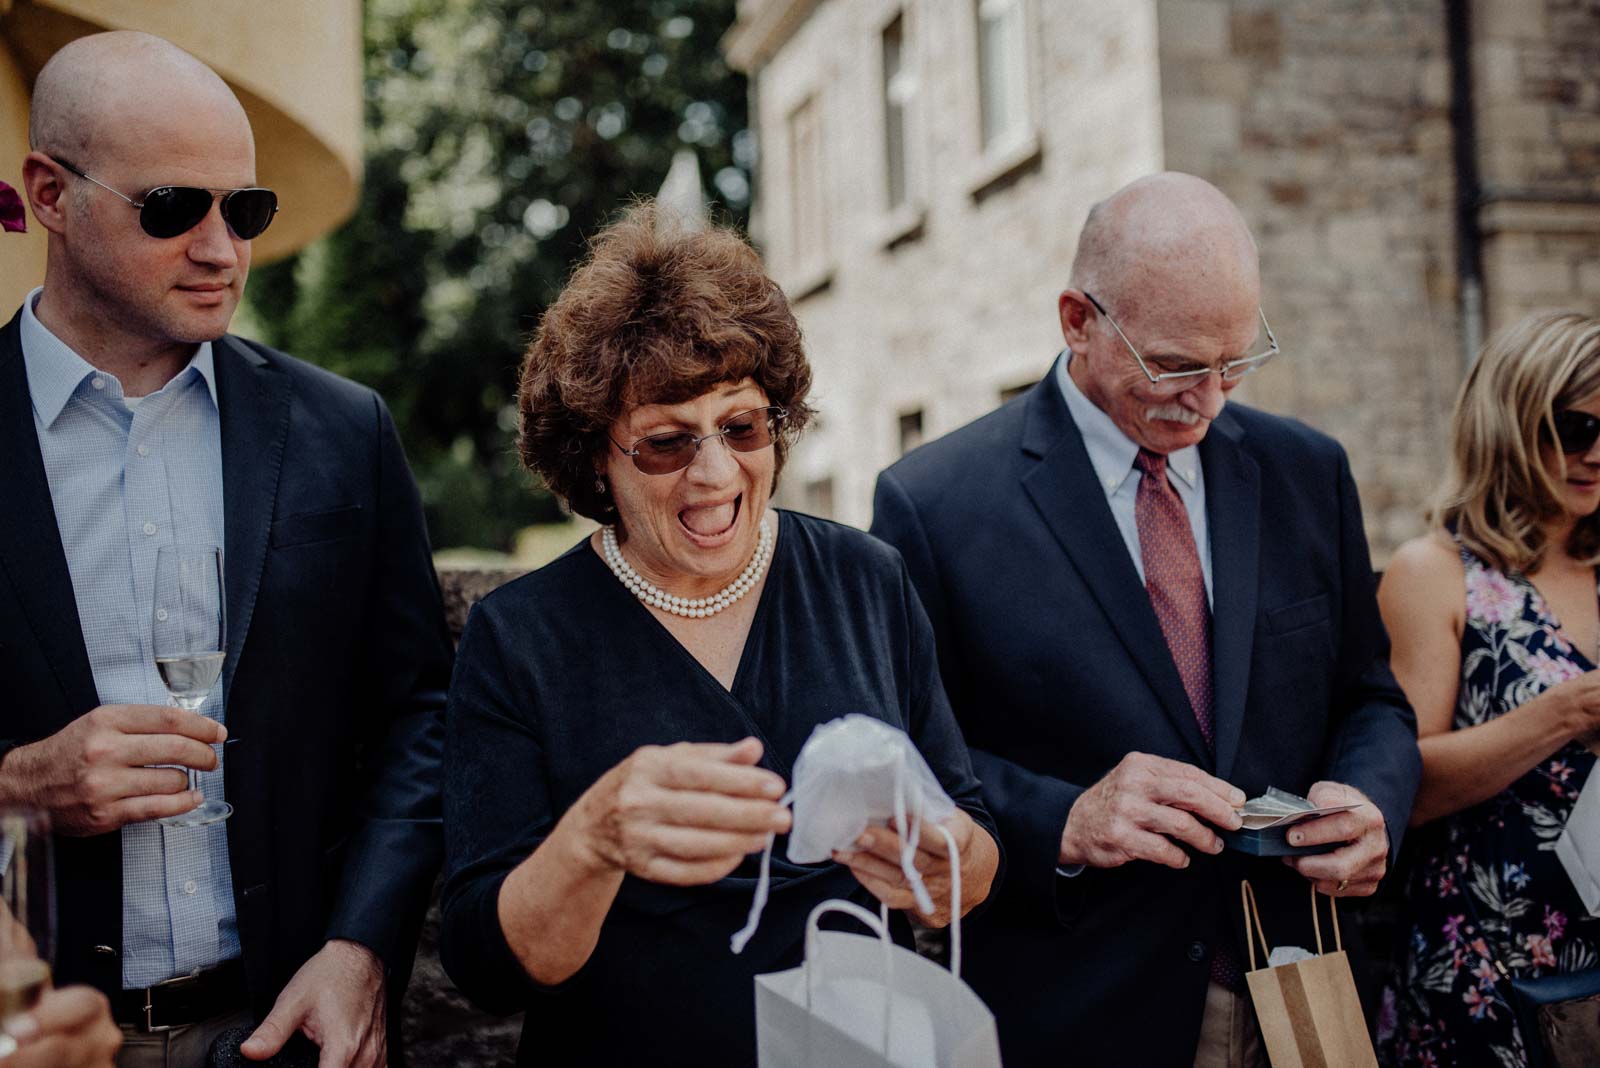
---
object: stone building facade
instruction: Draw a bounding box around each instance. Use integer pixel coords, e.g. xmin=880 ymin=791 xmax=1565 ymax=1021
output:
xmin=726 ymin=0 xmax=1600 ymax=559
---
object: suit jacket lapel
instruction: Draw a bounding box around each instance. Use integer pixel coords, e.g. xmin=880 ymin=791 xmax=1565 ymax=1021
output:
xmin=1018 ymin=367 xmax=1212 ymax=765
xmin=213 ymin=335 xmax=290 ymax=711
xmin=0 ymin=311 xmax=99 ymax=716
xmin=1200 ymin=409 xmax=1260 ymax=781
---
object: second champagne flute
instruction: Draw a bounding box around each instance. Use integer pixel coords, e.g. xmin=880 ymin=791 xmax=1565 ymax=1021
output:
xmin=152 ymin=544 xmax=232 ymax=827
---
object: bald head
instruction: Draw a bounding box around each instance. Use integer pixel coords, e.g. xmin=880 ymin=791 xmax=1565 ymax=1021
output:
xmin=1070 ymin=172 xmax=1259 ymax=322
xmin=30 ymin=31 xmax=250 ymax=168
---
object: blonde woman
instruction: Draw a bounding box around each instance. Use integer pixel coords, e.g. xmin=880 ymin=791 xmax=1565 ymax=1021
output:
xmin=1379 ymin=312 xmax=1600 ymax=1067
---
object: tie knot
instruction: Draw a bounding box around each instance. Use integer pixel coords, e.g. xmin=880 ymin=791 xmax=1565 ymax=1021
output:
xmin=1135 ymin=448 xmax=1167 ymax=478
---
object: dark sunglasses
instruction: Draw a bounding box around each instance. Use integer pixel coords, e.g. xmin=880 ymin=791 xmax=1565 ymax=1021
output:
xmin=1553 ymin=410 xmax=1600 ymax=455
xmin=52 ymin=156 xmax=278 ymax=240
xmin=610 ymin=406 xmax=787 ymax=475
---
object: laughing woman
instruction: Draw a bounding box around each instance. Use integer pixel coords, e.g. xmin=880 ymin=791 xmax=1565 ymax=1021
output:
xmin=438 ymin=202 xmax=999 ymax=1066
xmin=1379 ymin=312 xmax=1600 ymax=1067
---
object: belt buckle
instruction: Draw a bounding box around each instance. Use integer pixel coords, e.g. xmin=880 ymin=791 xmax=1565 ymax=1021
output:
xmin=141 ymin=969 xmax=202 ymax=1034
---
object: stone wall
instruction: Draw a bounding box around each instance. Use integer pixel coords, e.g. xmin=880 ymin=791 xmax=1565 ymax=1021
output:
xmin=1155 ymin=0 xmax=1463 ymax=554
xmin=1472 ymin=0 xmax=1600 ymax=329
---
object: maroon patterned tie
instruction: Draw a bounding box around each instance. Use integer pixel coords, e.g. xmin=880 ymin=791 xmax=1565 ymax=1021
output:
xmin=1133 ymin=449 xmax=1214 ymax=745
xmin=1133 ymin=450 xmax=1242 ymax=991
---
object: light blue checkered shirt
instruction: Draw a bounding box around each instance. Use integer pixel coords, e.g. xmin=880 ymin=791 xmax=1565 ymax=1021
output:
xmin=20 ymin=288 xmax=240 ymax=987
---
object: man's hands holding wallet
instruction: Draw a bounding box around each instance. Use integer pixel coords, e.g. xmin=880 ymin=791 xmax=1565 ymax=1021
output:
xmin=1057 ymin=754 xmax=1388 ymax=895
xmin=1057 ymin=753 xmax=1245 ymax=869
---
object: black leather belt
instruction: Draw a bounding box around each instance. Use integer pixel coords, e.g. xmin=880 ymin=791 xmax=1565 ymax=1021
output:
xmin=114 ymin=958 xmax=248 ymax=1033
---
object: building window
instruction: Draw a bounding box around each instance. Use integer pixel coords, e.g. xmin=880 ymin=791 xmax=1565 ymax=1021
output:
xmin=975 ymin=0 xmax=1028 ymax=151
xmin=882 ymin=13 xmax=914 ymax=210
xmin=898 ymin=408 xmax=925 ymax=456
xmin=787 ymin=95 xmax=825 ymax=268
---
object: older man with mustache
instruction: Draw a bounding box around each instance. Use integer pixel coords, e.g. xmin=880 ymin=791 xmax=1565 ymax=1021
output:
xmin=871 ymin=172 xmax=1420 ymax=1067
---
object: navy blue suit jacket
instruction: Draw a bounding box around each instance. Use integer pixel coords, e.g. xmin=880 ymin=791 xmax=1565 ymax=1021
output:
xmin=871 ymin=364 xmax=1420 ymax=1066
xmin=0 ymin=310 xmax=452 ymax=1018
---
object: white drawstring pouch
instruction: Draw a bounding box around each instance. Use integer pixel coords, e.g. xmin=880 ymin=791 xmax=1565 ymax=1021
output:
xmin=753 ymin=899 xmax=1001 ymax=1068
xmin=731 ymin=713 xmax=960 ymax=956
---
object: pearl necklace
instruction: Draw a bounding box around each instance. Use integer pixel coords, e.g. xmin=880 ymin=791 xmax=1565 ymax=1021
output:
xmin=601 ymin=516 xmax=773 ymax=618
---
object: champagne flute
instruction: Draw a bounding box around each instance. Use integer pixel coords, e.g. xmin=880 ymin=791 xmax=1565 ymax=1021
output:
xmin=152 ymin=544 xmax=232 ymax=826
xmin=0 ymin=808 xmax=53 ymax=1057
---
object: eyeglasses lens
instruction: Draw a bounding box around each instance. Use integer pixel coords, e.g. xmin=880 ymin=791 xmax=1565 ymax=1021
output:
xmin=1554 ymin=411 xmax=1600 ymax=455
xmin=222 ymin=189 xmax=278 ymax=240
xmin=630 ymin=409 xmax=781 ymax=475
xmin=139 ymin=186 xmax=277 ymax=240
xmin=140 ymin=186 xmax=216 ymax=239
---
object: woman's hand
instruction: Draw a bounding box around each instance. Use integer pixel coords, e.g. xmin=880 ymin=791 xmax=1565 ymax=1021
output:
xmin=571 ymin=737 xmax=790 ymax=886
xmin=832 ymin=808 xmax=999 ymax=928
xmin=0 ymin=985 xmax=121 ymax=1068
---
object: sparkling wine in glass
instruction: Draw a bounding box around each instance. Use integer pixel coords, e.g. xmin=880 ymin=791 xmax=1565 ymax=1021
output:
xmin=152 ymin=544 xmax=232 ymax=827
xmin=0 ymin=808 xmax=54 ymax=1057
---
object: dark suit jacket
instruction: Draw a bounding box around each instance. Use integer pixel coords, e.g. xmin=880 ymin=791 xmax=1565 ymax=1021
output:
xmin=870 ymin=363 xmax=1420 ymax=1067
xmin=0 ymin=309 xmax=453 ymax=1019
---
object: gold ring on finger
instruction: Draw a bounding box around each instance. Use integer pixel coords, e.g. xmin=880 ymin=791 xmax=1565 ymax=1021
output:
xmin=1336 ymin=878 xmax=1349 ymax=892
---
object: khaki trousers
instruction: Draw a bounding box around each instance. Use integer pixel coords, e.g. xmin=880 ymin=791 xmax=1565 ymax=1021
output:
xmin=1192 ymin=981 xmax=1267 ymax=1068
xmin=117 ymin=1008 xmax=253 ymax=1068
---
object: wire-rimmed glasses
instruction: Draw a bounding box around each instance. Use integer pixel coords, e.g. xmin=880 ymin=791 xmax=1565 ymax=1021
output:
xmin=1083 ymin=291 xmax=1279 ymax=395
xmin=610 ymin=406 xmax=788 ymax=475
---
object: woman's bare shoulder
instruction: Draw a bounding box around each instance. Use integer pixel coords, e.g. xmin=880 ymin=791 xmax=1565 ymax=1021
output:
xmin=1382 ymin=532 xmax=1466 ymax=615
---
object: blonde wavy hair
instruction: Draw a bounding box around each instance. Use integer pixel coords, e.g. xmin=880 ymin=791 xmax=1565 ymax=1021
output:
xmin=1436 ymin=311 xmax=1600 ymax=573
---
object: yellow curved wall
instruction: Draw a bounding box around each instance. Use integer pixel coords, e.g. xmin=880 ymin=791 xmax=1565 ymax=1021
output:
xmin=0 ymin=0 xmax=361 ymax=314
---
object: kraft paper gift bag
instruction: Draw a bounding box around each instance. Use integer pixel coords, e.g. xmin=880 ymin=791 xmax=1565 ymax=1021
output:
xmin=754 ymin=899 xmax=1001 ymax=1068
xmin=1241 ymin=882 xmax=1378 ymax=1068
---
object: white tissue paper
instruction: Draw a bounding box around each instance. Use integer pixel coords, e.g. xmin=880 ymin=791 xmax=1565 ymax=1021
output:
xmin=1267 ymin=946 xmax=1317 ymax=967
xmin=731 ymin=714 xmax=959 ymax=954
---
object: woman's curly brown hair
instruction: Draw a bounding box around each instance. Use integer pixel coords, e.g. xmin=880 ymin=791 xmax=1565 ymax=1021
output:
xmin=517 ymin=199 xmax=814 ymax=523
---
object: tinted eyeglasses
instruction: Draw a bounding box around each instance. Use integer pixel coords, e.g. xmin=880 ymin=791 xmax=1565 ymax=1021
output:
xmin=1553 ymin=410 xmax=1600 ymax=455
xmin=51 ymin=156 xmax=278 ymax=240
xmin=611 ymin=406 xmax=787 ymax=475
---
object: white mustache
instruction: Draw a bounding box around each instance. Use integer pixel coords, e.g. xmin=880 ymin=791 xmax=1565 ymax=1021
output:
xmin=1143 ymin=405 xmax=1203 ymax=425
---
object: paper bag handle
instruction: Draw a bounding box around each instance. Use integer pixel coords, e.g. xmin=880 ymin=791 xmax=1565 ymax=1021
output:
xmin=1240 ymin=880 xmax=1272 ymax=972
xmin=802 ymin=898 xmax=896 ymax=1056
xmin=1310 ymin=885 xmax=1342 ymax=955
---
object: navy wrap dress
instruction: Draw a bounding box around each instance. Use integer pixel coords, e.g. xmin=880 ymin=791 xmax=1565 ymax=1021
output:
xmin=440 ymin=510 xmax=1000 ymax=1066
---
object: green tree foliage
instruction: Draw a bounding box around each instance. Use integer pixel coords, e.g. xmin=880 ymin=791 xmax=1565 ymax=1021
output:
xmin=247 ymin=0 xmax=750 ymax=550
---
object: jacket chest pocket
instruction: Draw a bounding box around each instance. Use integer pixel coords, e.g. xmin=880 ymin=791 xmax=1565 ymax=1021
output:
xmin=270 ymin=505 xmax=362 ymax=549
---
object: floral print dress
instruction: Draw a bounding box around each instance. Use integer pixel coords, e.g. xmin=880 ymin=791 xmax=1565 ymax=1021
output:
xmin=1380 ymin=546 xmax=1600 ymax=1067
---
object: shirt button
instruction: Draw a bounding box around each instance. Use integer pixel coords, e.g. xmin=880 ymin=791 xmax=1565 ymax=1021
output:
xmin=91 ymin=377 xmax=105 ymax=390
xmin=183 ymin=880 xmax=198 ymax=896
xmin=156 ymin=608 xmax=169 ymax=622
xmin=137 ymin=445 xmax=150 ymax=457
xmin=143 ymin=522 xmax=158 ymax=536
xmin=1187 ymin=940 xmax=1207 ymax=963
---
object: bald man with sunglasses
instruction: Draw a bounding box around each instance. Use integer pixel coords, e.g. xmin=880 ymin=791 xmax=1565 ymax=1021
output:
xmin=0 ymin=31 xmax=451 ymax=1068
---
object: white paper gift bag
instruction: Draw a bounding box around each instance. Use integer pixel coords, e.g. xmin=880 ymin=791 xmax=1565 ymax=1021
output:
xmin=754 ymin=899 xmax=1001 ymax=1068
xmin=1555 ymin=764 xmax=1600 ymax=916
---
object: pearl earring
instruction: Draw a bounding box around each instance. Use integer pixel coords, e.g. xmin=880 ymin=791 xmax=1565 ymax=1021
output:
xmin=595 ymin=477 xmax=607 ymax=494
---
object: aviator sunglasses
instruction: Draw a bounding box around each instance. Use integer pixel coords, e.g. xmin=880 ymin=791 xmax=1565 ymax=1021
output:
xmin=611 ymin=406 xmax=787 ymax=475
xmin=51 ymin=156 xmax=278 ymax=240
xmin=1553 ymin=410 xmax=1600 ymax=456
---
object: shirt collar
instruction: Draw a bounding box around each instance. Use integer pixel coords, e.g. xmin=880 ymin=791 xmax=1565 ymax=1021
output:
xmin=20 ymin=287 xmax=219 ymax=426
xmin=1054 ymin=349 xmax=1202 ymax=493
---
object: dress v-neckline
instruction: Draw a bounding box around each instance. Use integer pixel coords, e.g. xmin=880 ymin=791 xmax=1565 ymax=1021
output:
xmin=588 ymin=510 xmax=791 ymax=767
xmin=1515 ymin=567 xmax=1600 ymax=672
